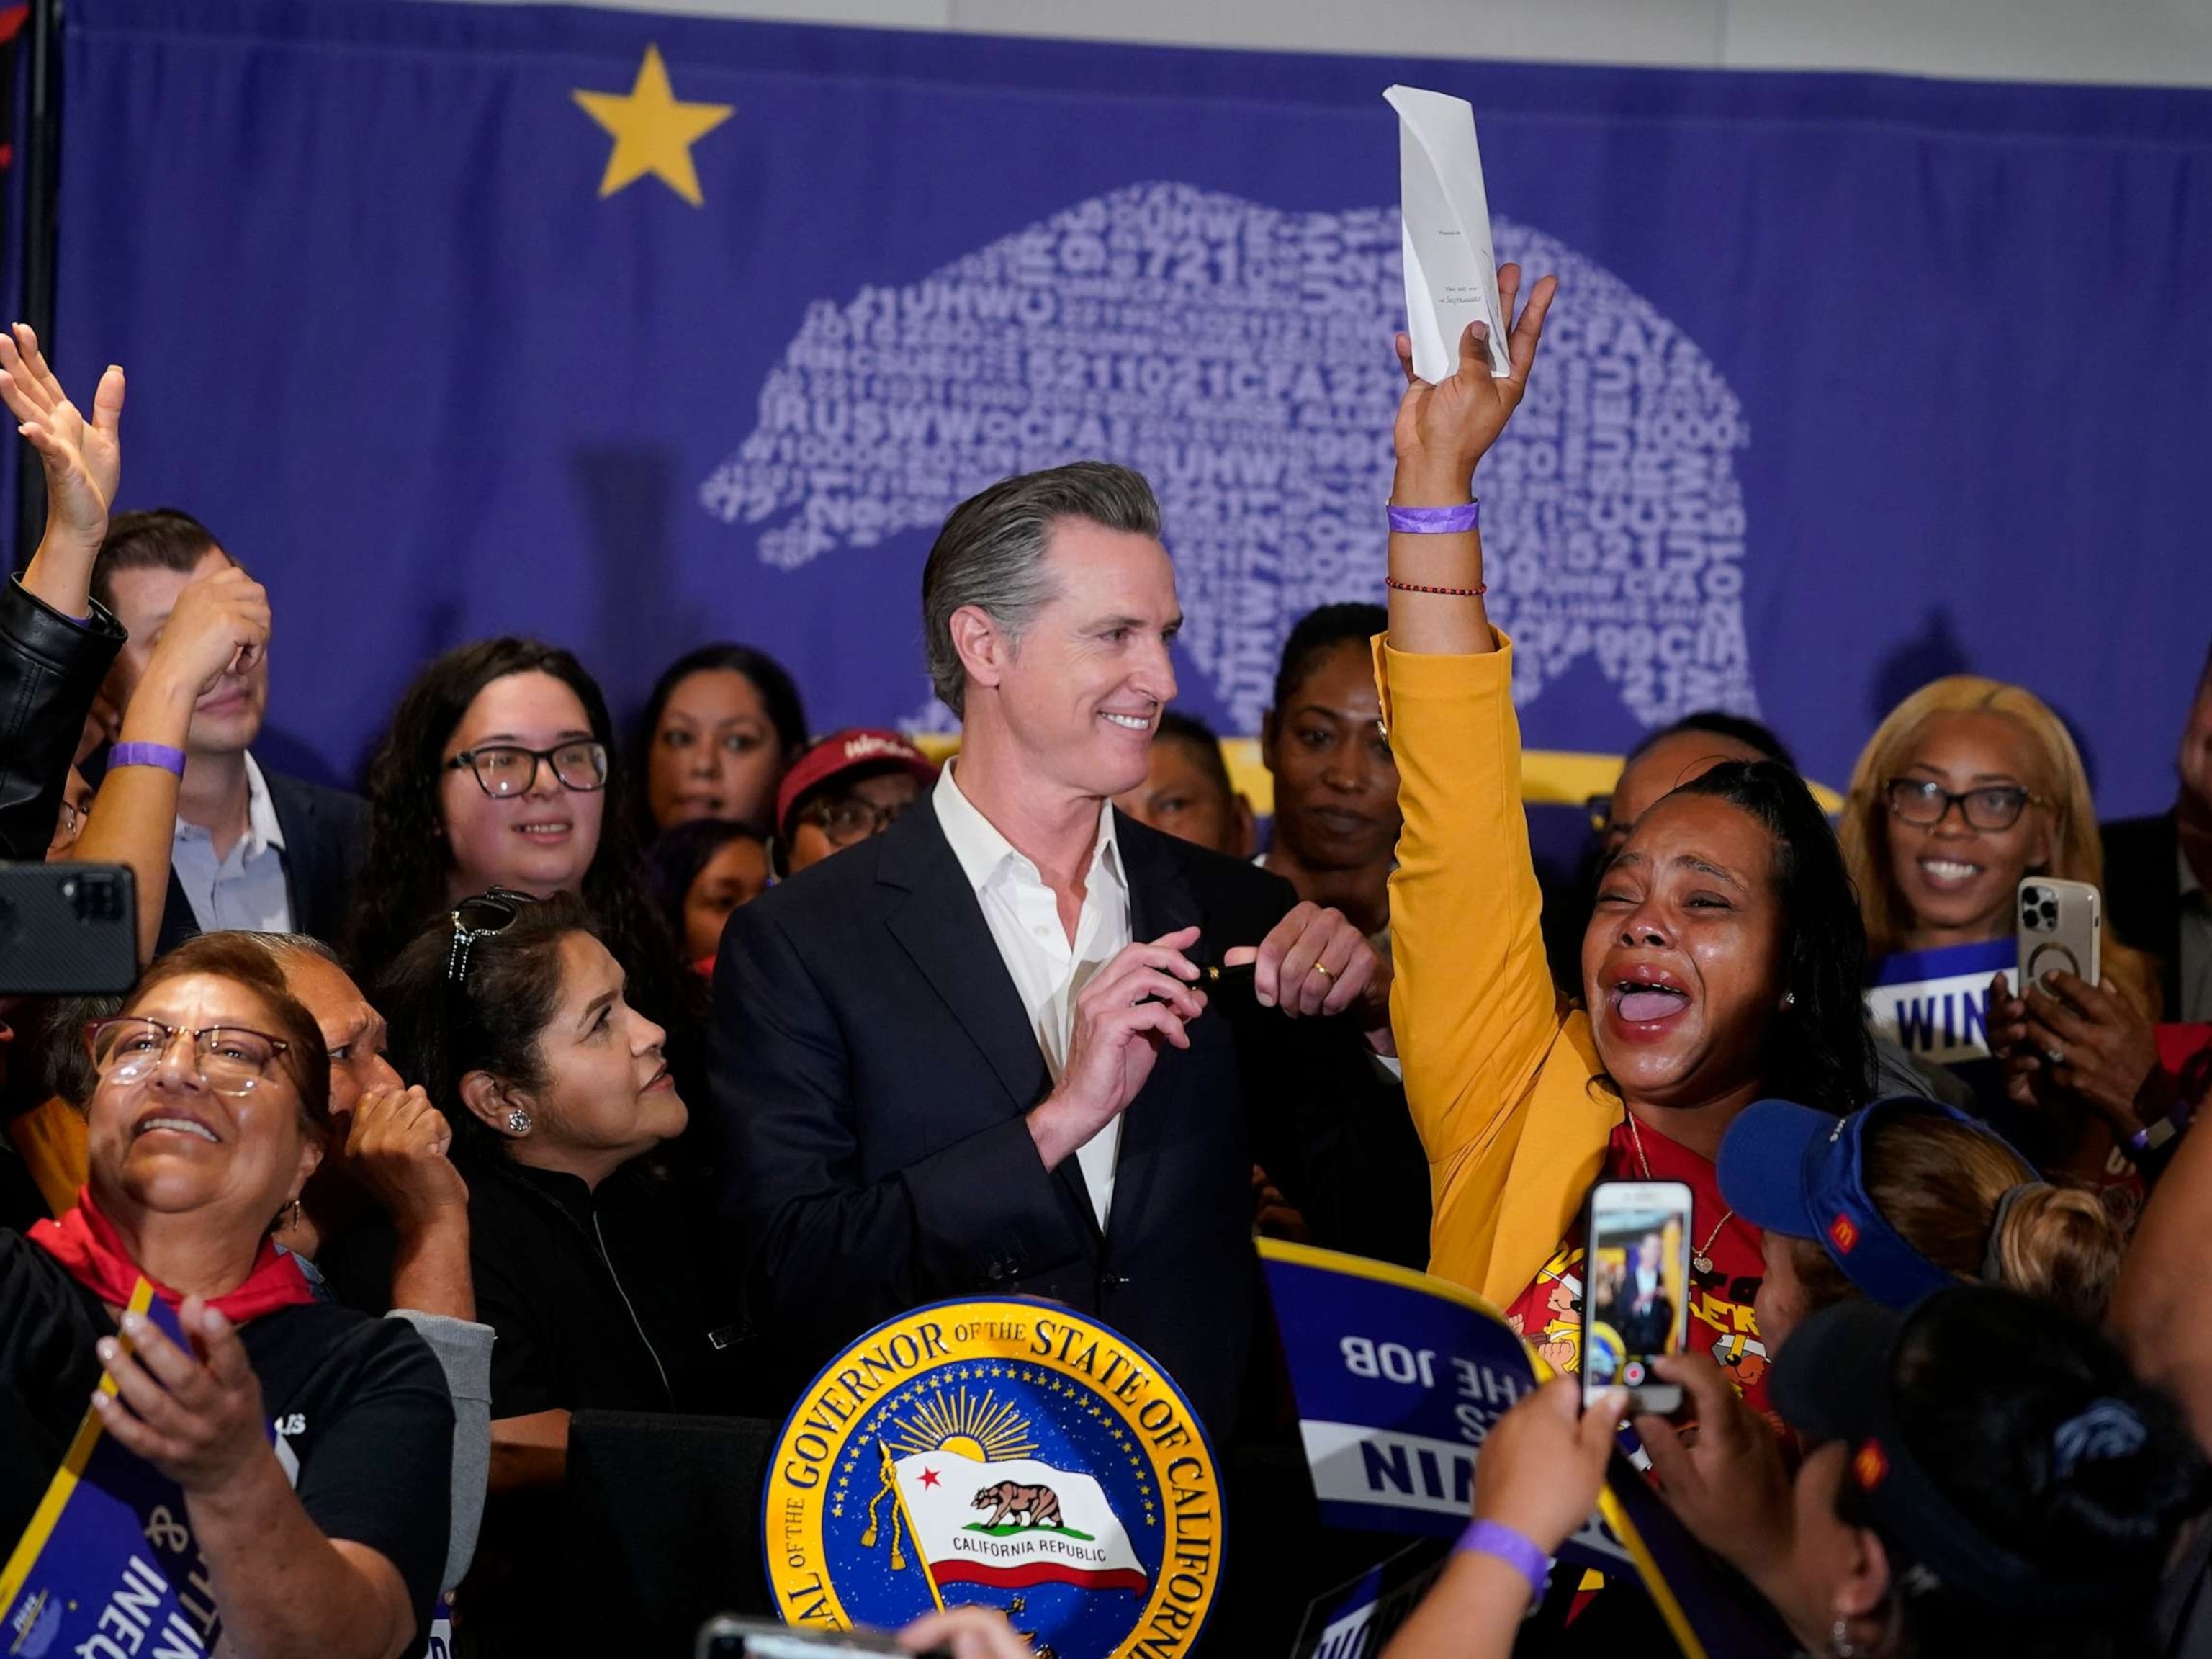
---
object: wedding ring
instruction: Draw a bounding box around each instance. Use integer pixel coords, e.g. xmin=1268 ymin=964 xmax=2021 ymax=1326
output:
xmin=2046 ymin=1046 xmax=2066 ymax=1067
xmin=1310 ymin=962 xmax=1334 ymax=979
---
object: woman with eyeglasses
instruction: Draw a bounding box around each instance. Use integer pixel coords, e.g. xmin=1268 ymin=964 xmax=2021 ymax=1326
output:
xmin=1840 ymin=679 xmax=2162 ymax=1172
xmin=345 ymin=638 xmax=701 ymax=1094
xmin=0 ymin=934 xmax=454 ymax=1658
xmin=373 ymin=889 xmax=741 ymax=1654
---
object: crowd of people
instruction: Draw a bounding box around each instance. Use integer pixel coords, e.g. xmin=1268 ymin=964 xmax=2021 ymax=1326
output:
xmin=0 ymin=254 xmax=2206 ymax=1659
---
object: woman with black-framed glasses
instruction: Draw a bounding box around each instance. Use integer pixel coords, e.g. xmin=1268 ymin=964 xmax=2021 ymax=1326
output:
xmin=345 ymin=638 xmax=702 ymax=1109
xmin=1841 ymin=678 xmax=2162 ymax=1172
xmin=0 ymin=934 xmax=454 ymax=1659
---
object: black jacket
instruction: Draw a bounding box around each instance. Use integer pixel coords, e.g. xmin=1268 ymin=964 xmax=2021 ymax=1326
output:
xmin=0 ymin=575 xmax=123 ymax=861
xmin=151 ymin=768 xmax=369 ymax=954
xmin=713 ymin=796 xmax=1429 ymax=1438
xmin=2103 ymin=809 xmax=2182 ymax=1017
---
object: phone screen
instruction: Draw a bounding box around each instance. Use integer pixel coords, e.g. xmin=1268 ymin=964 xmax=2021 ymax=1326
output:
xmin=1581 ymin=1180 xmax=1694 ymax=1412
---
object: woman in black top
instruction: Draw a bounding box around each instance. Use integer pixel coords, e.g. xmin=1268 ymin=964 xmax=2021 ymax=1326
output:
xmin=376 ymin=889 xmax=742 ymax=1650
xmin=0 ymin=935 xmax=451 ymax=1658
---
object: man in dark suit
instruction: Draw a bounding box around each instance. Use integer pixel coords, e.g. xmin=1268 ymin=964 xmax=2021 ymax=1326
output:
xmin=2103 ymin=642 xmax=2212 ymax=1024
xmin=715 ymin=463 xmax=1427 ymax=1435
xmin=90 ymin=509 xmax=368 ymax=952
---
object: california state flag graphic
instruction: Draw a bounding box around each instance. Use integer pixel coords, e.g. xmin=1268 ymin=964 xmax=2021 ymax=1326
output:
xmin=893 ymin=1448 xmax=1148 ymax=1593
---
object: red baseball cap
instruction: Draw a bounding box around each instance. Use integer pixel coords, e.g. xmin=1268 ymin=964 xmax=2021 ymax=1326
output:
xmin=775 ymin=728 xmax=940 ymax=842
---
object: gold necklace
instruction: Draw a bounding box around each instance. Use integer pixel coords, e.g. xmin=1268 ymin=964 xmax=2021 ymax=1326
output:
xmin=1624 ymin=1111 xmax=1736 ymax=1275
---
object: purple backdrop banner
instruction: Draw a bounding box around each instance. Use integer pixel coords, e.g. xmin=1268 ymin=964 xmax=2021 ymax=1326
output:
xmin=52 ymin=0 xmax=2212 ymax=807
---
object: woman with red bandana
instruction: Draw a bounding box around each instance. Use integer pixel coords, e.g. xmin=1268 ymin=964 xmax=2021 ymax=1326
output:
xmin=1376 ymin=271 xmax=1875 ymax=1426
xmin=0 ymin=934 xmax=453 ymax=1659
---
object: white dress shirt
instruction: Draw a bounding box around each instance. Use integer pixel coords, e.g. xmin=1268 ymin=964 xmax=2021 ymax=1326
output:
xmin=171 ymin=751 xmax=292 ymax=933
xmin=935 ymin=763 xmax=1130 ymax=1228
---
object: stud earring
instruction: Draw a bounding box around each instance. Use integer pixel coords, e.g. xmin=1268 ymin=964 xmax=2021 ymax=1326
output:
xmin=1784 ymin=991 xmax=1797 ymax=1007
xmin=506 ymin=1108 xmax=533 ymax=1135
xmin=1830 ymin=1619 xmax=1855 ymax=1658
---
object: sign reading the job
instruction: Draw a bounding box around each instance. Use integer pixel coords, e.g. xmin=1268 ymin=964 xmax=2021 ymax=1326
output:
xmin=763 ymin=1300 xmax=1221 ymax=1659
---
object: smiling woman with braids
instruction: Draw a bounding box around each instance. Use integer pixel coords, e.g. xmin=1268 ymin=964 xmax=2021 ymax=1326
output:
xmin=0 ymin=935 xmax=453 ymax=1658
xmin=1373 ymin=272 xmax=1874 ymax=1424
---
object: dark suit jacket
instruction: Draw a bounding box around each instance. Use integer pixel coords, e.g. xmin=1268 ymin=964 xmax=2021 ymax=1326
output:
xmin=0 ymin=575 xmax=123 ymax=863
xmin=2103 ymin=810 xmax=2182 ymax=1017
xmin=153 ymin=768 xmax=369 ymax=954
xmin=712 ymin=797 xmax=1429 ymax=1437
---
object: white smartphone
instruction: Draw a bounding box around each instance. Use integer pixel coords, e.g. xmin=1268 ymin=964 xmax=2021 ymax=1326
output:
xmin=2018 ymin=877 xmax=2101 ymax=996
xmin=1581 ymin=1179 xmax=1693 ymax=1416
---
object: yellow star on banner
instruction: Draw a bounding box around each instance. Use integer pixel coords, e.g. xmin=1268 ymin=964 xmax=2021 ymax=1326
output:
xmin=572 ymin=45 xmax=733 ymax=207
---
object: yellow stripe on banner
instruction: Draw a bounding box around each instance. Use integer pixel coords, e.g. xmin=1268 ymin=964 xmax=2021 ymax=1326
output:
xmin=1593 ymin=1485 xmax=1710 ymax=1659
xmin=0 ymin=1277 xmax=158 ymax=1615
xmin=908 ymin=735 xmax=1841 ymax=817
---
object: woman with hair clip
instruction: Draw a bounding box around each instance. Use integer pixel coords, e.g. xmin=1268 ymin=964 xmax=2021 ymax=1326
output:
xmin=370 ymin=889 xmax=743 ymax=1653
xmin=1716 ymin=1094 xmax=2131 ymax=1348
xmin=1840 ymin=678 xmax=2164 ymax=1174
xmin=345 ymin=637 xmax=702 ymax=1097
xmin=1383 ymin=1285 xmax=2211 ymax=1659
xmin=1375 ymin=275 xmax=1873 ymax=1422
xmin=0 ymin=934 xmax=453 ymax=1658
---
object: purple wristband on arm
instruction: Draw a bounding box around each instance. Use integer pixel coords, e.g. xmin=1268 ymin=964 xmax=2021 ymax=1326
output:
xmin=109 ymin=742 xmax=186 ymax=777
xmin=1456 ymin=1518 xmax=1550 ymax=1600
xmin=1386 ymin=501 xmax=1480 ymax=535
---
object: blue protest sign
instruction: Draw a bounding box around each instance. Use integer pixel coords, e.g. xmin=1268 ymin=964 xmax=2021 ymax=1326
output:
xmin=0 ymin=1284 xmax=226 ymax=1659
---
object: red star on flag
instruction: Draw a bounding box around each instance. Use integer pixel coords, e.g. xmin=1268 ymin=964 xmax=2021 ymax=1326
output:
xmin=919 ymin=1467 xmax=940 ymax=1489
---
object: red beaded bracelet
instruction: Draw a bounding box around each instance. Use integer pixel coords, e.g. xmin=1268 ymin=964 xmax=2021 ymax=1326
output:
xmin=1384 ymin=577 xmax=1488 ymax=598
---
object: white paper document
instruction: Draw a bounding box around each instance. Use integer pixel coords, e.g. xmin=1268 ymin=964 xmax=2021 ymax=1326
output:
xmin=1385 ymin=84 xmax=1508 ymax=380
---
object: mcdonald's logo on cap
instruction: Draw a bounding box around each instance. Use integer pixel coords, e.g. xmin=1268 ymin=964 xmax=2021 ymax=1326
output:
xmin=1828 ymin=1213 xmax=1860 ymax=1253
xmin=1853 ymin=1441 xmax=1889 ymax=1491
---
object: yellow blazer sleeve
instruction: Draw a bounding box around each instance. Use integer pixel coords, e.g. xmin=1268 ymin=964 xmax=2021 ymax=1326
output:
xmin=1377 ymin=635 xmax=1563 ymax=1157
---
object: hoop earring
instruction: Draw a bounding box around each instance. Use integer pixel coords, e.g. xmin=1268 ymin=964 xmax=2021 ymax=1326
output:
xmin=506 ymin=1108 xmax=533 ymax=1136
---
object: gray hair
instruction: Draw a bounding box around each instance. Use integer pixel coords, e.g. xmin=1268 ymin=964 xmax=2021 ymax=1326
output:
xmin=920 ymin=462 xmax=1163 ymax=716
xmin=224 ymin=930 xmax=346 ymax=971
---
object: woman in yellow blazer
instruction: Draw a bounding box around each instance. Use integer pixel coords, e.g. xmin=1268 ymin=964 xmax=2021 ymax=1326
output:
xmin=1377 ymin=271 xmax=1875 ymax=1408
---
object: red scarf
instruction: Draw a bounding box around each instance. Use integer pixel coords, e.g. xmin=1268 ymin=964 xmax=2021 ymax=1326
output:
xmin=30 ymin=1187 xmax=317 ymax=1325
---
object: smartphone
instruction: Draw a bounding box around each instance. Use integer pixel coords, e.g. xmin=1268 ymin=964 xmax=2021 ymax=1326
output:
xmin=0 ymin=863 xmax=137 ymax=996
xmin=2018 ymin=877 xmax=2100 ymax=997
xmin=1581 ymin=1179 xmax=1694 ymax=1416
xmin=695 ymin=1619 xmax=946 ymax=1659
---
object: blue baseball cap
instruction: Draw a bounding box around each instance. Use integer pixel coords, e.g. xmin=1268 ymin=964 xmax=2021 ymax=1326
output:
xmin=1717 ymin=1095 xmax=2028 ymax=1310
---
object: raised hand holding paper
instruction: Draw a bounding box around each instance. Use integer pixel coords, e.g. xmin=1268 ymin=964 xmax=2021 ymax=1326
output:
xmin=1386 ymin=85 xmax=1509 ymax=380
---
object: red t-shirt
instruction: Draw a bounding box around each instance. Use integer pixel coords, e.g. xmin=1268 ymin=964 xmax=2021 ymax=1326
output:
xmin=1506 ymin=1115 xmax=1774 ymax=1421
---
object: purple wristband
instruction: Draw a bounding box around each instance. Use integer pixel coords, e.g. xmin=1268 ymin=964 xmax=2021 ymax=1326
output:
xmin=1456 ymin=1519 xmax=1549 ymax=1599
xmin=1387 ymin=500 xmax=1480 ymax=535
xmin=109 ymin=742 xmax=186 ymax=777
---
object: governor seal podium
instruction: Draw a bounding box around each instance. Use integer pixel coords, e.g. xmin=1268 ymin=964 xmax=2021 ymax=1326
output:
xmin=763 ymin=1299 xmax=1223 ymax=1658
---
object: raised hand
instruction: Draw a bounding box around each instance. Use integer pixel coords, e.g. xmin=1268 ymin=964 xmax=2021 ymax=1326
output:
xmin=1636 ymin=1349 xmax=1794 ymax=1585
xmin=1225 ymin=901 xmax=1386 ymax=1030
xmin=91 ymin=1300 xmax=271 ymax=1496
xmin=0 ymin=323 xmax=124 ymax=554
xmin=140 ymin=563 xmax=271 ymax=706
xmin=1469 ymin=1376 xmax=1623 ymax=1554
xmin=1028 ymin=926 xmax=1205 ymax=1169
xmin=343 ymin=1084 xmax=469 ymax=1232
xmin=1391 ymin=262 xmax=1557 ymax=491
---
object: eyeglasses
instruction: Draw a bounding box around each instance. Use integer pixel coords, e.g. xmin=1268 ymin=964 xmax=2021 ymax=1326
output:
xmin=86 ymin=1016 xmax=290 ymax=1097
xmin=447 ymin=886 xmax=543 ymax=984
xmin=444 ymin=741 xmax=608 ymax=798
xmin=1883 ymin=778 xmax=2039 ymax=832
xmin=801 ymin=795 xmax=910 ymax=848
